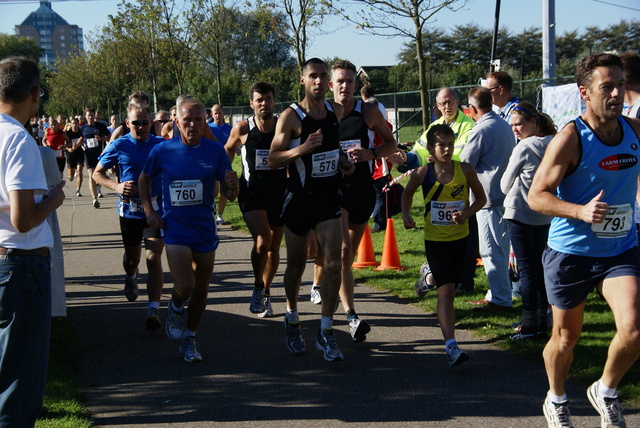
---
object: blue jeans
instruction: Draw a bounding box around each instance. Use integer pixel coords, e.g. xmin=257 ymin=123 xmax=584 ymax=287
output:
xmin=508 ymin=220 xmax=549 ymax=311
xmin=0 ymin=250 xmax=51 ymax=428
xmin=477 ymin=207 xmax=513 ymax=307
xmin=372 ymin=176 xmax=389 ymax=230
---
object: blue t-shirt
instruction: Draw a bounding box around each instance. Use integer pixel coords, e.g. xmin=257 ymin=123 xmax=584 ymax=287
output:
xmin=209 ymin=122 xmax=232 ymax=145
xmin=98 ymin=134 xmax=164 ymax=219
xmin=142 ymin=137 xmax=231 ymax=246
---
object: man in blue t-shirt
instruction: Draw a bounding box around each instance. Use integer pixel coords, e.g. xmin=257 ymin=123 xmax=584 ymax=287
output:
xmin=209 ymin=104 xmax=234 ymax=226
xmin=93 ymin=103 xmax=165 ymax=331
xmin=139 ymin=96 xmax=239 ymax=363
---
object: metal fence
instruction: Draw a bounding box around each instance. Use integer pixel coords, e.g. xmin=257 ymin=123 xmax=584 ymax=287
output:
xmin=224 ymin=76 xmax=576 ymax=144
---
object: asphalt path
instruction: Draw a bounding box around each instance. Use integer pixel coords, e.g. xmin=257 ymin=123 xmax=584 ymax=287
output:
xmin=57 ymin=181 xmax=638 ymax=427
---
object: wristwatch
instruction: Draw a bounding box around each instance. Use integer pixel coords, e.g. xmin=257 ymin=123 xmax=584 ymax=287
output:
xmin=371 ymin=147 xmax=380 ymax=159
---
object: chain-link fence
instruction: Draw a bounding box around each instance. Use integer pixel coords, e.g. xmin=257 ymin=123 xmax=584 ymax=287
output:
xmin=224 ymin=76 xmax=576 ymax=144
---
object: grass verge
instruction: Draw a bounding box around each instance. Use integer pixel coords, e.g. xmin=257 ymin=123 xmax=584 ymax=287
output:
xmin=37 ymin=317 xmax=93 ymax=428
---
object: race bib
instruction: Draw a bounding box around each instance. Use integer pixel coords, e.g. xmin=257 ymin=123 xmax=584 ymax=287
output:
xmin=591 ymin=203 xmax=633 ymax=238
xmin=71 ymin=138 xmax=80 ymax=146
xmin=311 ymin=149 xmax=339 ymax=178
xmin=129 ymin=197 xmax=142 ymax=213
xmin=340 ymin=139 xmax=361 ymax=162
xmin=170 ymin=180 xmax=203 ymax=206
xmin=431 ymin=200 xmax=465 ymax=226
xmin=255 ymin=149 xmax=270 ymax=170
xmin=53 ymin=149 xmax=63 ymax=158
xmin=85 ymin=138 xmax=99 ymax=149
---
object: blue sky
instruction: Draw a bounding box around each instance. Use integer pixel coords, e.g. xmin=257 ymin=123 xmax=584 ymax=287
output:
xmin=1 ymin=0 xmax=638 ymax=66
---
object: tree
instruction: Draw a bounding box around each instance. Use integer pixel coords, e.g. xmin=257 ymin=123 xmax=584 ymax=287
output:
xmin=338 ymin=0 xmax=467 ymax=129
xmin=0 ymin=34 xmax=42 ymax=61
xmin=272 ymin=0 xmax=330 ymax=99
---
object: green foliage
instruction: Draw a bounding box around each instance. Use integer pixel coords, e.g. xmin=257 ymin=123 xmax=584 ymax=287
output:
xmin=0 ymin=34 xmax=43 ymax=61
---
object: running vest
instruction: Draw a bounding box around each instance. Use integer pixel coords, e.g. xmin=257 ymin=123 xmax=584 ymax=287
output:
xmin=339 ymin=100 xmax=376 ymax=187
xmin=240 ymin=116 xmax=286 ymax=191
xmin=421 ymin=161 xmax=469 ymax=242
xmin=287 ymin=101 xmax=341 ymax=195
xmin=548 ymin=116 xmax=640 ymax=257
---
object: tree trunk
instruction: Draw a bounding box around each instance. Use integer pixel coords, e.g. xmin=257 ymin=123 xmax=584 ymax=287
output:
xmin=415 ymin=20 xmax=429 ymax=130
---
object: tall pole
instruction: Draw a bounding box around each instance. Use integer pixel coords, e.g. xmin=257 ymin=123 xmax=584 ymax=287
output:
xmin=543 ymin=0 xmax=556 ymax=86
xmin=490 ymin=0 xmax=501 ymax=72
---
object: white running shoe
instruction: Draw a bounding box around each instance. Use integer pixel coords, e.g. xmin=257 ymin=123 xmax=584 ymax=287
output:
xmin=310 ymin=286 xmax=322 ymax=304
xmin=543 ymin=396 xmax=574 ymax=428
xmin=445 ymin=342 xmax=469 ymax=367
xmin=587 ymin=381 xmax=626 ymax=427
xmin=259 ymin=295 xmax=273 ymax=318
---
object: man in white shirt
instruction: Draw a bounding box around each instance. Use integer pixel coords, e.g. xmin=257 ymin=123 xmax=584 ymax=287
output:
xmin=0 ymin=57 xmax=66 ymax=427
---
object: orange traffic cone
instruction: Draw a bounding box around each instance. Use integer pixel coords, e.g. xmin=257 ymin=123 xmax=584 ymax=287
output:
xmin=375 ymin=218 xmax=406 ymax=271
xmin=352 ymin=224 xmax=379 ymax=269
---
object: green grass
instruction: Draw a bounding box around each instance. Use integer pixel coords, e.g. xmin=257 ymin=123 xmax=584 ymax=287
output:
xmin=37 ymin=317 xmax=93 ymax=428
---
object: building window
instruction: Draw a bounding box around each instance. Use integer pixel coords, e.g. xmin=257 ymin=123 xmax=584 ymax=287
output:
xmin=60 ymin=43 xmax=65 ymax=48
xmin=60 ymin=35 xmax=65 ymax=40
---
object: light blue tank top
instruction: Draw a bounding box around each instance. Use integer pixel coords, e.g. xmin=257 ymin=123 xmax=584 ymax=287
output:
xmin=548 ymin=117 xmax=640 ymax=256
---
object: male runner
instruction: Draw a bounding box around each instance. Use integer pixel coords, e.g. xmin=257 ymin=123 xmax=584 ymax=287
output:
xmin=93 ymin=103 xmax=165 ymax=329
xmin=65 ymin=117 xmax=84 ymax=194
xmin=268 ymin=58 xmax=354 ymax=362
xmin=529 ymin=52 xmax=640 ymax=428
xmin=225 ymin=82 xmax=286 ymax=318
xmin=322 ymin=60 xmax=397 ymax=342
xmin=210 ymin=104 xmax=233 ymax=226
xmin=139 ymin=96 xmax=238 ymax=363
xmin=80 ymin=108 xmax=111 ymax=208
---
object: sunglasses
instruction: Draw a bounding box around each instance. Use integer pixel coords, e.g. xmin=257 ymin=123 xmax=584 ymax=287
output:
xmin=131 ymin=120 xmax=150 ymax=126
xmin=158 ymin=120 xmax=169 ymax=124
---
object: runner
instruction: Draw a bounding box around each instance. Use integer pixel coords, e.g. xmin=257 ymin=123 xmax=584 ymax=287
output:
xmin=80 ymin=108 xmax=111 ymax=208
xmin=139 ymin=96 xmax=239 ymax=362
xmin=44 ymin=118 xmax=70 ymax=179
xmin=225 ymin=82 xmax=286 ymax=318
xmin=529 ymin=52 xmax=640 ymax=428
xmin=268 ymin=58 xmax=354 ymax=361
xmin=318 ymin=59 xmax=397 ymax=342
xmin=93 ymin=103 xmax=165 ymax=330
xmin=65 ymin=117 xmax=85 ymax=196
xmin=401 ymin=124 xmax=486 ymax=367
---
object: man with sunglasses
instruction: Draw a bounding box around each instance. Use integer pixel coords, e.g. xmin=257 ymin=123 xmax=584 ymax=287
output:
xmin=93 ymin=103 xmax=166 ymax=331
xmin=486 ymin=71 xmax=519 ymax=123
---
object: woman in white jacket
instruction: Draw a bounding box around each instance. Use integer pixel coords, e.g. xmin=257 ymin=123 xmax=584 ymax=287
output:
xmin=501 ymin=102 xmax=557 ymax=340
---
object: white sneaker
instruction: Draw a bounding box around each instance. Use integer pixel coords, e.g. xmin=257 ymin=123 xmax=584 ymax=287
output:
xmin=215 ymin=214 xmax=228 ymax=225
xmin=543 ymin=396 xmax=574 ymax=428
xmin=310 ymin=286 xmax=322 ymax=304
xmin=258 ymin=295 xmax=273 ymax=318
xmin=445 ymin=342 xmax=468 ymax=367
xmin=587 ymin=381 xmax=626 ymax=427
xmin=250 ymin=287 xmax=265 ymax=313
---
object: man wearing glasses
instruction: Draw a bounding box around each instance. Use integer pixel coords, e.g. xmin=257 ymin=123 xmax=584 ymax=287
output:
xmin=93 ymin=103 xmax=166 ymax=331
xmin=394 ymin=87 xmax=474 ymax=170
xmin=486 ymin=71 xmax=519 ymax=123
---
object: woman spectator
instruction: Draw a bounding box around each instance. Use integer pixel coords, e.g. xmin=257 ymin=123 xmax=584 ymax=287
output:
xmin=501 ymin=102 xmax=557 ymax=340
